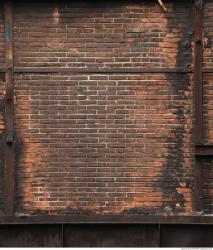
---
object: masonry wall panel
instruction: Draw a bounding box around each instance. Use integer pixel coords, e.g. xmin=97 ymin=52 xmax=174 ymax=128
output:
xmin=14 ymin=73 xmax=193 ymax=214
xmin=2 ymin=0 xmax=211 ymax=217
xmin=14 ymin=0 xmax=193 ymax=70
xmin=11 ymin=0 xmax=196 ymax=215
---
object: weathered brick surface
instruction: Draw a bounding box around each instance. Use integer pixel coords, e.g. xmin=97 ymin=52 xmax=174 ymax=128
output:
xmin=12 ymin=0 xmax=195 ymax=215
xmin=0 ymin=0 xmax=202 ymax=215
xmin=14 ymin=0 xmax=193 ymax=69
xmin=14 ymin=73 xmax=193 ymax=214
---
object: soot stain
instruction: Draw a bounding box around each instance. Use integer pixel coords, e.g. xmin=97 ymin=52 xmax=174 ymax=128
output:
xmin=123 ymin=2 xmax=194 ymax=216
xmin=15 ymin=135 xmax=25 ymax=212
xmin=160 ymin=2 xmax=194 ymax=213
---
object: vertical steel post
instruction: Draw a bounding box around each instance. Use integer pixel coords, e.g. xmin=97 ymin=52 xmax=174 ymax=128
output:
xmin=4 ymin=0 xmax=14 ymax=215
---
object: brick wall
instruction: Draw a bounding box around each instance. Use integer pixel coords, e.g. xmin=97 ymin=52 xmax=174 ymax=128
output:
xmin=14 ymin=0 xmax=193 ymax=69
xmin=14 ymin=73 xmax=193 ymax=214
xmin=11 ymin=0 xmax=196 ymax=215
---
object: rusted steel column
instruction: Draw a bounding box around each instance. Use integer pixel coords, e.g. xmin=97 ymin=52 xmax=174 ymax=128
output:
xmin=4 ymin=0 xmax=15 ymax=215
xmin=194 ymin=0 xmax=203 ymax=144
xmin=194 ymin=0 xmax=204 ymax=212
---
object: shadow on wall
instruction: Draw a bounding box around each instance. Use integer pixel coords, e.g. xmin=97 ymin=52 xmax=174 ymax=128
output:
xmin=123 ymin=1 xmax=194 ymax=215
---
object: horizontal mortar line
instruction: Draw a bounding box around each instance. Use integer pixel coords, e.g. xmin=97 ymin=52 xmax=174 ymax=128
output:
xmin=1 ymin=67 xmax=194 ymax=74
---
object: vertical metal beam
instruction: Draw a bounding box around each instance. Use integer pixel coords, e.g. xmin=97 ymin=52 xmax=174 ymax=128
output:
xmin=194 ymin=0 xmax=204 ymax=212
xmin=194 ymin=0 xmax=203 ymax=144
xmin=4 ymin=0 xmax=14 ymax=215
